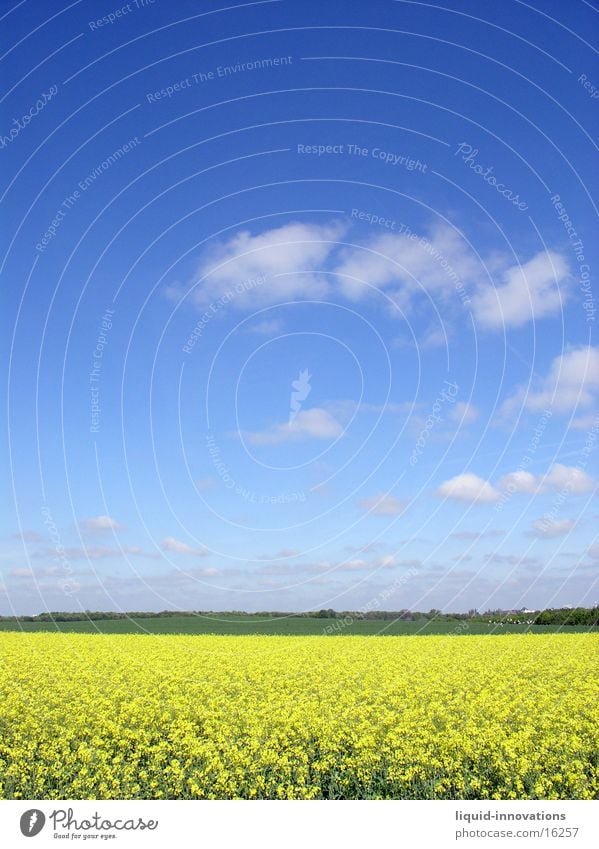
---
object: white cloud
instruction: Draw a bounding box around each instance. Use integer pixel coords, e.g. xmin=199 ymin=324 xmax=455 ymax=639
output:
xmin=501 ymin=346 xmax=599 ymax=416
xmin=334 ymin=224 xmax=568 ymax=329
xmin=247 ymin=318 xmax=285 ymax=335
xmin=240 ymin=407 xmax=343 ymax=445
xmin=499 ymin=464 xmax=595 ymax=496
xmin=471 ymin=251 xmax=569 ymax=328
xmin=79 ymin=515 xmax=121 ymax=534
xmin=530 ymin=518 xmax=576 ymax=537
xmin=333 ymin=224 xmax=479 ymax=303
xmin=171 ymin=220 xmax=568 ymax=336
xmin=436 ymin=473 xmax=502 ymax=503
xmin=196 ymin=477 xmax=218 ymax=492
xmin=188 ymin=221 xmax=345 ymax=308
xmin=449 ymin=401 xmax=479 ymax=424
xmin=161 ymin=537 xmax=209 ymax=556
xmin=358 ymin=493 xmax=406 ymax=516
xmin=569 ymin=413 xmax=599 ymax=431
xmin=497 ymin=470 xmax=539 ymax=494
xmin=541 ymin=464 xmax=595 ymax=495
xmin=443 ymin=464 xmax=595 ymax=507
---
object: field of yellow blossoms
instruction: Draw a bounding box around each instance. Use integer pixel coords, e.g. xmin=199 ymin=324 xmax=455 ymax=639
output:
xmin=0 ymin=633 xmax=597 ymax=800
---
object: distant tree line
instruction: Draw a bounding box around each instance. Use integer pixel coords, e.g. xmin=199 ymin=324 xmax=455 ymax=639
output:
xmin=0 ymin=606 xmax=597 ymax=625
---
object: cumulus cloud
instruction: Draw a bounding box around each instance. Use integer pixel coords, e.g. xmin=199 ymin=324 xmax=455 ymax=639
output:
xmin=530 ymin=518 xmax=576 ymax=538
xmin=79 ymin=515 xmax=121 ymax=534
xmin=334 ymin=224 xmax=568 ymax=329
xmin=471 ymin=251 xmax=569 ymax=328
xmin=247 ymin=318 xmax=285 ymax=335
xmin=185 ymin=221 xmax=345 ymax=309
xmin=436 ymin=473 xmax=502 ymax=504
xmin=240 ymin=407 xmax=343 ymax=445
xmin=333 ymin=223 xmax=480 ymax=304
xmin=501 ymin=346 xmax=599 ymax=417
xmin=358 ymin=493 xmax=406 ymax=516
xmin=499 ymin=464 xmax=595 ymax=496
xmin=442 ymin=464 xmax=596 ymax=505
xmin=449 ymin=401 xmax=479 ymax=424
xmin=497 ymin=470 xmax=539 ymax=494
xmin=161 ymin=537 xmax=209 ymax=556
xmin=541 ymin=464 xmax=595 ymax=495
xmin=170 ymin=219 xmax=567 ymax=333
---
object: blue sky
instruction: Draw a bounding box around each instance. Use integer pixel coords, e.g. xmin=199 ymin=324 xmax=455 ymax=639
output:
xmin=1 ymin=0 xmax=597 ymax=615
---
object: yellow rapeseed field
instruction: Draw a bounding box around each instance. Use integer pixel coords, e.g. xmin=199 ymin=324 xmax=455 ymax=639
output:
xmin=0 ymin=633 xmax=597 ymax=800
